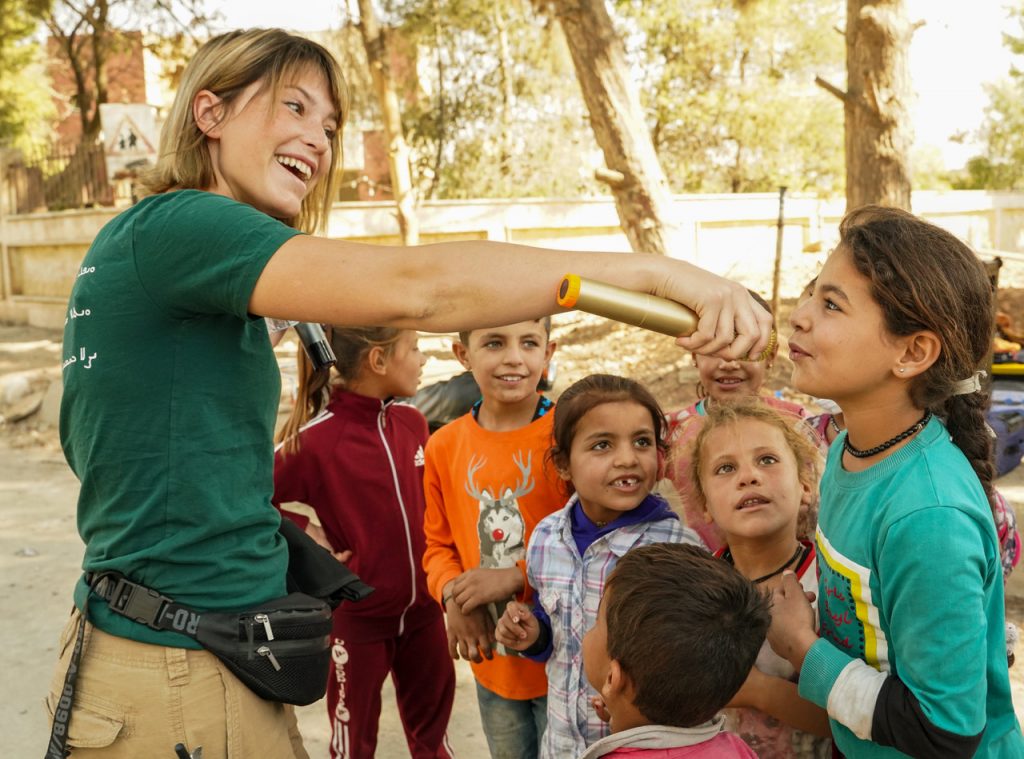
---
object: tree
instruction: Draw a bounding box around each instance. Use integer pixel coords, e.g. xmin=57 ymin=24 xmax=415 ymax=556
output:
xmin=34 ymin=0 xmax=210 ymax=144
xmin=0 ymin=0 xmax=54 ymax=152
xmin=375 ymin=0 xmax=602 ymax=200
xmin=614 ymin=0 xmax=845 ymax=195
xmin=354 ymin=0 xmax=419 ymax=244
xmin=541 ymin=0 xmax=682 ymax=255
xmin=816 ymin=0 xmax=915 ymax=210
xmin=958 ymin=3 xmax=1024 ymax=190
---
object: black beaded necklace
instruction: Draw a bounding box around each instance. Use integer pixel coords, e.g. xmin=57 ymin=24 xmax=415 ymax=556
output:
xmin=843 ymin=411 xmax=931 ymax=459
xmin=722 ymin=543 xmax=807 ymax=585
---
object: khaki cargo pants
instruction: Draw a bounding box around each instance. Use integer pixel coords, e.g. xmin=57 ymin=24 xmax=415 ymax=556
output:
xmin=44 ymin=609 xmax=309 ymax=758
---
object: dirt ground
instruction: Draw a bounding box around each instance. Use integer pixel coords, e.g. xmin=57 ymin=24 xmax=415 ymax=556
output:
xmin=3 ymin=297 xmax=1024 ymax=756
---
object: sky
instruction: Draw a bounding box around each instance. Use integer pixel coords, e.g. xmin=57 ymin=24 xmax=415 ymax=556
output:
xmin=208 ymin=0 xmax=1019 ymax=170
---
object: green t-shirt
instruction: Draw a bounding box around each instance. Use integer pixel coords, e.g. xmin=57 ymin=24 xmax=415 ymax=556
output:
xmin=61 ymin=190 xmax=301 ymax=647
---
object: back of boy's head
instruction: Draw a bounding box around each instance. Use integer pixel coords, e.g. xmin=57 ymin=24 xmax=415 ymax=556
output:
xmin=276 ymin=325 xmax=402 ymax=454
xmin=604 ymin=543 xmax=770 ymax=727
xmin=838 ymin=205 xmax=995 ymax=499
xmin=457 ymin=316 xmax=552 ymax=348
xmin=687 ymin=398 xmax=822 ymax=537
xmin=549 ymin=373 xmax=668 ymax=472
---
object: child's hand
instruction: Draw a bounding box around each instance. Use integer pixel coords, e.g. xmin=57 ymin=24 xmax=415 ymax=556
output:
xmin=450 ymin=567 xmax=524 ymax=613
xmin=495 ymin=601 xmax=540 ymax=651
xmin=767 ymin=571 xmax=819 ymax=671
xmin=443 ymin=597 xmax=496 ymax=663
xmin=305 ymin=523 xmax=352 ymax=563
xmin=590 ymin=696 xmax=611 ymax=724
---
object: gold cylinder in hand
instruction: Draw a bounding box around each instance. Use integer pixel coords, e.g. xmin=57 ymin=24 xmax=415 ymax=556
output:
xmin=557 ymin=274 xmax=699 ymax=338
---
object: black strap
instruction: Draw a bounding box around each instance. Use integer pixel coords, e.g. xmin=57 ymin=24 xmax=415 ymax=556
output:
xmin=44 ymin=593 xmax=91 ymax=758
xmin=86 ymin=571 xmax=201 ymax=635
xmin=43 ymin=574 xmax=203 ymax=759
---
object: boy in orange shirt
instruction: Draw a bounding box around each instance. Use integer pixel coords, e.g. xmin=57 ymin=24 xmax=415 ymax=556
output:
xmin=423 ymin=318 xmax=563 ymax=758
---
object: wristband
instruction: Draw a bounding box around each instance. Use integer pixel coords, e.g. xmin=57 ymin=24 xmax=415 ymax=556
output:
xmin=442 ymin=590 xmax=454 ymax=608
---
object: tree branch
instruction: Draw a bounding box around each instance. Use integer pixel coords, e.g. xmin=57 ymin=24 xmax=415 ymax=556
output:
xmin=815 ymin=75 xmax=848 ymax=104
xmin=594 ymin=167 xmax=625 ymax=187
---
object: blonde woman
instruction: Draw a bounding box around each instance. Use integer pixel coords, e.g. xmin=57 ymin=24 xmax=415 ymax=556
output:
xmin=48 ymin=29 xmax=770 ymax=757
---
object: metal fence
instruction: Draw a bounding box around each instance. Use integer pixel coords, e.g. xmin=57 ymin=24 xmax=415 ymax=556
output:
xmin=3 ymin=141 xmax=113 ymax=214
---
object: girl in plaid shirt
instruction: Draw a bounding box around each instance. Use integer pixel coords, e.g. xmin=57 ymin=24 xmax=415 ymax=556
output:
xmin=496 ymin=374 xmax=703 ymax=758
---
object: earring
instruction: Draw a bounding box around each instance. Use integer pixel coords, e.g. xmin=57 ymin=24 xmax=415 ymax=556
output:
xmin=898 ymin=368 xmax=906 ymax=374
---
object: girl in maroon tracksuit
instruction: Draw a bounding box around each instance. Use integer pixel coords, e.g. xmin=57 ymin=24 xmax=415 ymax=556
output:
xmin=273 ymin=326 xmax=456 ymax=759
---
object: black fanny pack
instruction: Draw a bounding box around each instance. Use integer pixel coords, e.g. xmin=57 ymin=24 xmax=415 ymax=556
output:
xmin=86 ymin=518 xmax=373 ymax=706
xmin=48 ymin=520 xmax=372 ymax=758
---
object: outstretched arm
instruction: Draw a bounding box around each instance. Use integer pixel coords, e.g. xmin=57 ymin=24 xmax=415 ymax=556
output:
xmin=728 ymin=666 xmax=831 ymax=738
xmin=249 ymin=236 xmax=772 ymax=360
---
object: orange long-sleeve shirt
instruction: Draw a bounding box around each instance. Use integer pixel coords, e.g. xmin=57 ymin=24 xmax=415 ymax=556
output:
xmin=423 ymin=410 xmax=564 ymax=700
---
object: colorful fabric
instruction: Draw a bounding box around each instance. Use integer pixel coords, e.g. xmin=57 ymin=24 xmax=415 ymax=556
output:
xmin=579 ymin=718 xmax=757 ymax=759
xmin=422 ymin=409 xmax=564 ymax=700
xmin=325 ymin=615 xmax=455 ymax=759
xmin=715 ymin=542 xmax=832 ymax=758
xmin=272 ymin=388 xmax=456 ymax=757
xmin=799 ymin=417 xmax=1024 ymax=758
xmin=528 ymin=493 xmax=702 ymax=758
xmin=273 ymin=389 xmax=441 ymax=642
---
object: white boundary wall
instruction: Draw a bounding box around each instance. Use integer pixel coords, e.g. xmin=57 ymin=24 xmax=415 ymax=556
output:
xmin=4 ymin=190 xmax=1024 ymax=328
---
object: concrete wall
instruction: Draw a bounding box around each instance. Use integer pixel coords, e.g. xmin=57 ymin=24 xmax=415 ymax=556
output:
xmin=4 ymin=190 xmax=1024 ymax=328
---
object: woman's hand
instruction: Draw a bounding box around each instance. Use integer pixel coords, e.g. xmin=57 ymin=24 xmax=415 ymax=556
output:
xmin=450 ymin=567 xmax=524 ymax=614
xmin=658 ymin=262 xmax=774 ymax=361
xmin=495 ymin=601 xmax=540 ymax=651
xmin=767 ymin=571 xmax=819 ymax=671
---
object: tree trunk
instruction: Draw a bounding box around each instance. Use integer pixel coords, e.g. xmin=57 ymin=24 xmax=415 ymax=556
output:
xmin=84 ymin=0 xmax=110 ymax=143
xmin=357 ymin=0 xmax=419 ymax=245
xmin=494 ymin=8 xmax=514 ymax=196
xmin=547 ymin=0 xmax=679 ymax=256
xmin=837 ymin=0 xmax=914 ymax=211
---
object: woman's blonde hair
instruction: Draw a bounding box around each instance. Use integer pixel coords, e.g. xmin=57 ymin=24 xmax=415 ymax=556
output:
xmin=139 ymin=28 xmax=348 ymax=234
xmin=277 ymin=326 xmax=404 ymax=454
xmin=687 ymin=399 xmax=822 ymax=539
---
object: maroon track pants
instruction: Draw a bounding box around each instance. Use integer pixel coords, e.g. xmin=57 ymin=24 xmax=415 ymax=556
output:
xmin=327 ymin=613 xmax=456 ymax=759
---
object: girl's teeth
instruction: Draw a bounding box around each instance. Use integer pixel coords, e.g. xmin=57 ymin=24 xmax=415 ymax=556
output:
xmin=276 ymin=155 xmax=311 ymax=180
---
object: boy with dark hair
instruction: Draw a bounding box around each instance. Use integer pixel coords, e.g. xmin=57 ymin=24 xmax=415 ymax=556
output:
xmin=423 ymin=317 xmax=562 ymax=758
xmin=580 ymin=543 xmax=767 ymax=758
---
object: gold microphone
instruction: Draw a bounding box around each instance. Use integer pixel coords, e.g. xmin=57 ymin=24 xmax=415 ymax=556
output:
xmin=556 ymin=274 xmax=777 ymax=361
xmin=557 ymin=274 xmax=699 ymax=337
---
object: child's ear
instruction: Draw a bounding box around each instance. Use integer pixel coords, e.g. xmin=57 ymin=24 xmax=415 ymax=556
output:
xmin=367 ymin=345 xmax=388 ymax=376
xmin=799 ymin=478 xmax=814 ymax=510
xmin=544 ymin=340 xmax=557 ymax=362
xmin=452 ymin=341 xmax=472 ymax=370
xmin=193 ymin=90 xmax=225 ymax=137
xmin=556 ymin=464 xmax=572 ymax=482
xmin=606 ymin=659 xmax=636 ymax=702
xmin=894 ymin=330 xmax=940 ymax=379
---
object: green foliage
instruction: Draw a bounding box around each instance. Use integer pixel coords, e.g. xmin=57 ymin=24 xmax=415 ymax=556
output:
xmin=0 ymin=0 xmax=55 ymax=152
xmin=961 ymin=2 xmax=1024 ymax=189
xmin=368 ymin=0 xmax=603 ymax=199
xmin=344 ymin=0 xmax=846 ymax=199
xmin=613 ymin=0 xmax=845 ymax=194
xmin=910 ymin=145 xmax=953 ymax=191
